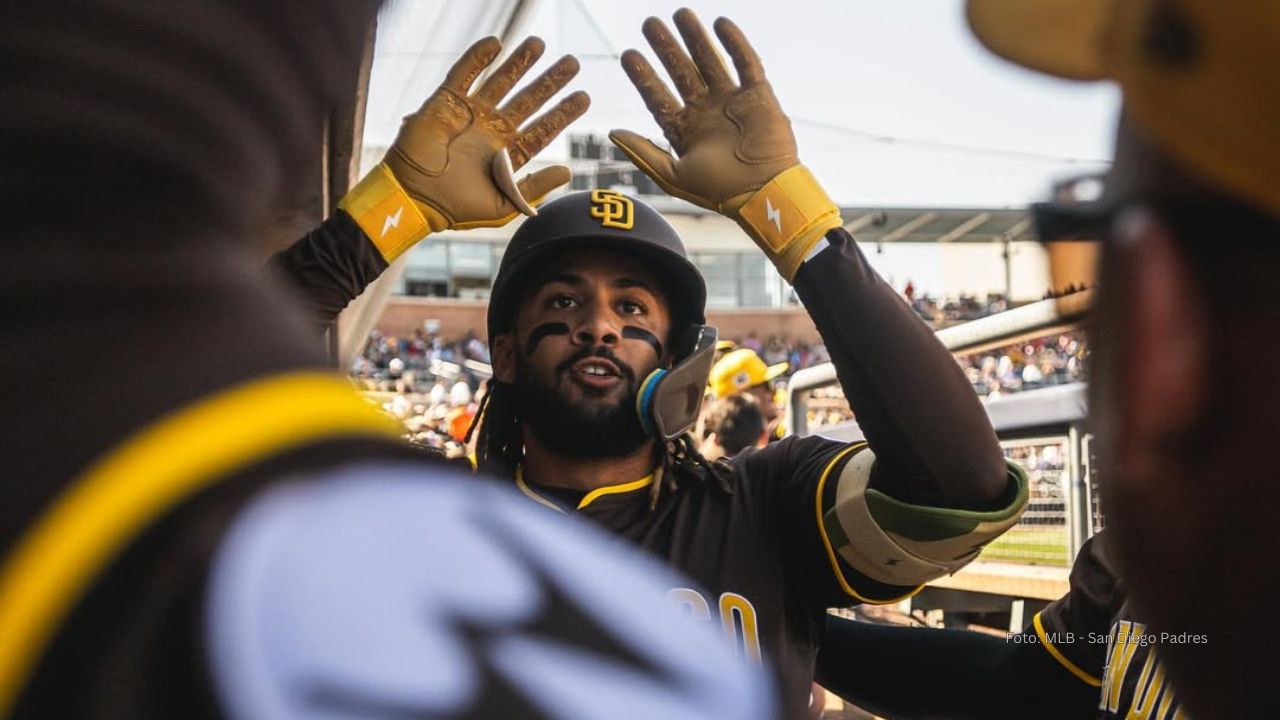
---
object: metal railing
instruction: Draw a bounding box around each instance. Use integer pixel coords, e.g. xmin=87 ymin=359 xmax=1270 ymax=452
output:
xmin=786 ymin=291 xmax=1091 ymax=439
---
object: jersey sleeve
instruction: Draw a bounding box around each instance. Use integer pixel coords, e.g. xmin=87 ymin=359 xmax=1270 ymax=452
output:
xmin=1031 ymin=534 xmax=1118 ymax=689
xmin=266 ymin=209 xmax=390 ymax=331
xmin=741 ymin=225 xmax=1027 ymax=614
xmin=737 ymin=436 xmax=1027 ymax=614
xmin=789 ymin=228 xmax=1013 ymax=511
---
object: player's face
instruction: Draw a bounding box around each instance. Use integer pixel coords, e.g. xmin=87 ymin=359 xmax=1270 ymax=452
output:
xmin=501 ymin=248 xmax=672 ymax=456
xmin=516 ymin=248 xmax=672 ymax=400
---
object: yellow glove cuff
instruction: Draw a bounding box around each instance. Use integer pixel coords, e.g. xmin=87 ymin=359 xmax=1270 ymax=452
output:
xmin=737 ymin=164 xmax=843 ymax=282
xmin=338 ymin=162 xmax=433 ymax=262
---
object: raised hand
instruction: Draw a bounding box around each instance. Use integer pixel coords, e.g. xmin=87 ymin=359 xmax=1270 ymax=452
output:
xmin=343 ymin=36 xmax=589 ymax=260
xmin=611 ymin=9 xmax=840 ymax=281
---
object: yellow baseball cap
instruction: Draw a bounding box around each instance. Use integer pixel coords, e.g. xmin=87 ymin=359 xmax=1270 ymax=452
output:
xmin=709 ymin=348 xmax=788 ymax=399
xmin=966 ymin=0 xmax=1280 ymax=216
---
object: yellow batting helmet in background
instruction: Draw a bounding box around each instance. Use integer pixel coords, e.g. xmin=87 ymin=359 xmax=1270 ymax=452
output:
xmin=709 ymin=349 xmax=788 ymax=400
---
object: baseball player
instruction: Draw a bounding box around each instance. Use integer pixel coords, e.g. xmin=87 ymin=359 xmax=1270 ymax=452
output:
xmin=272 ymin=9 xmax=1029 ymax=714
xmin=707 ymin=348 xmax=789 ymax=440
xmin=815 ymin=0 xmax=1280 ymax=716
xmin=969 ymin=0 xmax=1280 ymax=716
xmin=0 ymin=3 xmax=776 ymax=718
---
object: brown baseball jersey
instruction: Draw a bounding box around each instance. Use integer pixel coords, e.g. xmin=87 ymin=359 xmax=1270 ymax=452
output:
xmin=1033 ymin=532 xmax=1192 ymax=719
xmin=517 ymin=438 xmax=1023 ymax=712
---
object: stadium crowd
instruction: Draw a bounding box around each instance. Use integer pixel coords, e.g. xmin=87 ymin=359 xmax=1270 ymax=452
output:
xmin=350 ymin=326 xmax=490 ymax=385
xmin=349 ymin=329 xmax=488 ymax=455
xmin=957 ymin=332 xmax=1087 ymax=398
xmin=354 ymin=323 xmax=1087 ymax=453
xmin=904 ymin=287 xmax=1011 ymax=328
xmin=350 ymin=285 xmax=1090 ymax=448
xmin=350 ymin=289 xmax=1031 ymax=392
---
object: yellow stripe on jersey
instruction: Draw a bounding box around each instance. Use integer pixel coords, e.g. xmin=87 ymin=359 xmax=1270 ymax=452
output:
xmin=578 ymin=475 xmax=653 ymax=510
xmin=514 ymin=468 xmax=567 ymax=514
xmin=513 ymin=467 xmax=654 ymax=513
xmin=0 ymin=373 xmax=402 ymax=718
xmin=814 ymin=443 xmax=924 ymax=605
xmin=1033 ymin=611 xmax=1103 ymax=687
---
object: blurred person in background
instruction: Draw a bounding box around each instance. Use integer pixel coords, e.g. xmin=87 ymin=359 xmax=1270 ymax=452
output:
xmin=974 ymin=0 xmax=1280 ymax=714
xmin=699 ymin=394 xmax=768 ymax=461
xmin=810 ymin=1 xmax=1280 ymax=718
xmin=0 ymin=3 xmax=776 ymax=717
xmin=708 ymin=348 xmax=789 ymax=440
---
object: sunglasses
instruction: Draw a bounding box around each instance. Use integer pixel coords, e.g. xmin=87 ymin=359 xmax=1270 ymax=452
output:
xmin=1034 ymin=172 xmax=1277 ymax=248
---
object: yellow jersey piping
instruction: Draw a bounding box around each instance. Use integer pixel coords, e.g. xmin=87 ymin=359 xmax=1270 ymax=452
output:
xmin=814 ymin=442 xmax=925 ymax=605
xmin=578 ymin=475 xmax=654 ymax=510
xmin=513 ymin=467 xmax=654 ymax=512
xmin=1033 ymin=611 xmax=1103 ymax=687
xmin=0 ymin=372 xmax=402 ymax=718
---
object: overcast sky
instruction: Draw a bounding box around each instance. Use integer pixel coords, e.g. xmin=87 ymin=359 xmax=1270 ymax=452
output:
xmin=366 ymin=0 xmax=1121 ymax=208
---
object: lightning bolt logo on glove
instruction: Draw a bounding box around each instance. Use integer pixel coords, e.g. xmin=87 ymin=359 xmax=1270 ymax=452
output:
xmin=340 ymin=165 xmax=428 ymax=259
xmin=765 ymin=197 xmax=782 ymax=233
xmin=381 ymin=206 xmax=404 ymax=238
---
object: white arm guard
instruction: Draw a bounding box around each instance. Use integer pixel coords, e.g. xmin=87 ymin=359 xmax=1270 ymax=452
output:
xmin=824 ymin=447 xmax=1029 ymax=588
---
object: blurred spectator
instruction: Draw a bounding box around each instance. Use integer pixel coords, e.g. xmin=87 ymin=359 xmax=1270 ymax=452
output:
xmin=449 ymin=380 xmax=472 ymax=407
xmin=956 ymin=332 xmax=1087 ymax=398
xmin=700 ymin=395 xmax=768 ymax=461
xmin=352 ymin=327 xmax=492 ymax=393
xmin=908 ymin=292 xmax=1009 ymax=329
xmin=762 ymin=336 xmax=787 ymax=366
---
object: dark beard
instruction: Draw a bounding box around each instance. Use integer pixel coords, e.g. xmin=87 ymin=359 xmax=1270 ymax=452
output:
xmin=514 ymin=346 xmax=650 ymax=458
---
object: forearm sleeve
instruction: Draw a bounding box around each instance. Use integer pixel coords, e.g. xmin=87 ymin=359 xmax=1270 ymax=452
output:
xmin=267 ymin=210 xmax=390 ymax=331
xmin=792 ymin=228 xmax=1007 ymax=509
xmin=816 ymin=616 xmax=1097 ymax=720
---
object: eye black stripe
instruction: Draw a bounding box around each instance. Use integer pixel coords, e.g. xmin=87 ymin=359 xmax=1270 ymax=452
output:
xmin=526 ymin=322 xmax=570 ymax=352
xmin=622 ymin=326 xmax=663 ymax=357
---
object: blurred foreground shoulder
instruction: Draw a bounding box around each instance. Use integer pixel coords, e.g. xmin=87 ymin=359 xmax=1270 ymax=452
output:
xmin=206 ymin=462 xmax=777 ymax=720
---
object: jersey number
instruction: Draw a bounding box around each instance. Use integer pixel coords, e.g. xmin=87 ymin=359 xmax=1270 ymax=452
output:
xmin=668 ymin=588 xmax=762 ymax=664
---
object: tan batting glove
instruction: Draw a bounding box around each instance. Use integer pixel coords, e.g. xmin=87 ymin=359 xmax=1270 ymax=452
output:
xmin=340 ymin=36 xmax=590 ymax=261
xmin=610 ymin=9 xmax=842 ymax=282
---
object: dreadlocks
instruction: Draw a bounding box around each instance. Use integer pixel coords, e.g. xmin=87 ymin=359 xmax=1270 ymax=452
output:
xmin=467 ymin=379 xmax=731 ymax=508
xmin=649 ymin=430 xmax=732 ymax=508
xmin=467 ymin=380 xmax=522 ymax=478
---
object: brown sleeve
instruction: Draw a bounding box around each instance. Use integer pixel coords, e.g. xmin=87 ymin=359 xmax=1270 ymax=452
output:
xmin=790 ymin=227 xmax=1009 ymax=510
xmin=267 ymin=210 xmax=390 ymax=332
